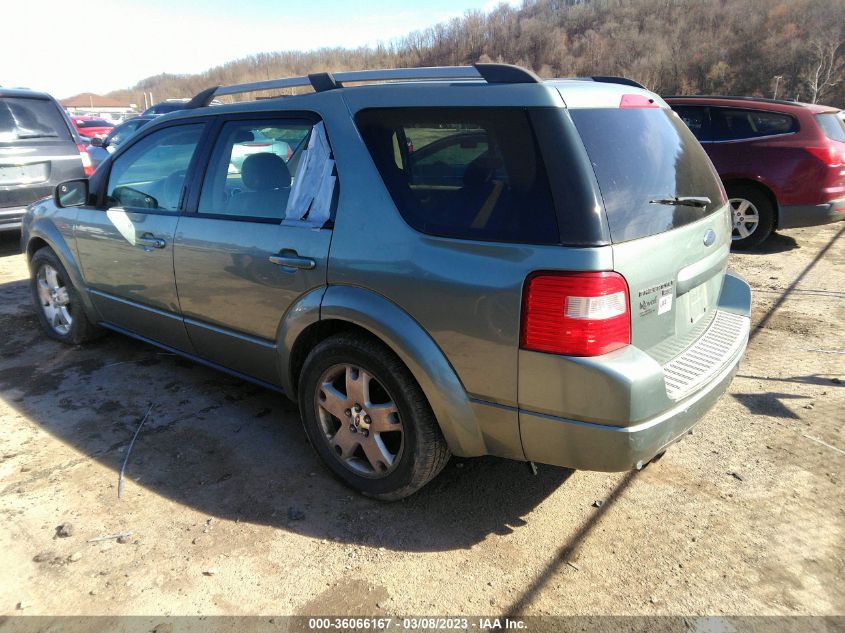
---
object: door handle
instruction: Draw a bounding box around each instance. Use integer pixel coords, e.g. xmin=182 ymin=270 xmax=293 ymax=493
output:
xmin=269 ymin=252 xmax=316 ymax=270
xmin=137 ymin=235 xmax=167 ymax=249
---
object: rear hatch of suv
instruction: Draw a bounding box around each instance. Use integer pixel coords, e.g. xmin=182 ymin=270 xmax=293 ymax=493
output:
xmin=0 ymin=93 xmax=86 ymax=226
xmin=567 ymin=100 xmax=739 ymax=397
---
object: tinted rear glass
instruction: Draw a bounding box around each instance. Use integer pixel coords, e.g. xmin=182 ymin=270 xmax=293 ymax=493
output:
xmin=0 ymin=97 xmax=72 ymax=143
xmin=711 ymin=107 xmax=797 ymax=141
xmin=356 ymin=107 xmax=560 ymax=244
xmin=815 ymin=113 xmax=845 ymax=142
xmin=570 ymin=108 xmax=726 ymax=243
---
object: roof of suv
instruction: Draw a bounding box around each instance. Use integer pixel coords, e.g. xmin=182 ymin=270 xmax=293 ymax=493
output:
xmin=665 ymin=95 xmax=840 ymax=115
xmin=155 ymin=64 xmax=665 ymax=122
xmin=0 ymin=87 xmax=56 ymax=100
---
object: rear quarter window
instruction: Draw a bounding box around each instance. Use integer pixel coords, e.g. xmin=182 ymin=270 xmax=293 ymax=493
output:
xmin=815 ymin=113 xmax=845 ymax=142
xmin=711 ymin=107 xmax=797 ymax=141
xmin=355 ymin=107 xmax=560 ymax=245
xmin=570 ymin=107 xmax=726 ymax=243
xmin=0 ymin=97 xmax=72 ymax=143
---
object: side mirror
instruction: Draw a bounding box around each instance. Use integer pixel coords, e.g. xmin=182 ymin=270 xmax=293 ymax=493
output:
xmin=90 ymin=137 xmax=104 ymax=147
xmin=55 ymin=179 xmax=89 ymax=208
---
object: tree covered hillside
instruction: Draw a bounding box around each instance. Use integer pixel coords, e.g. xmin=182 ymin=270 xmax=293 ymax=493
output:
xmin=109 ymin=0 xmax=845 ymax=106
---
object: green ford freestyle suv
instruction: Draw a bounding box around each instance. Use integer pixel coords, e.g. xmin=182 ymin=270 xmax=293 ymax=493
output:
xmin=21 ymin=64 xmax=751 ymax=500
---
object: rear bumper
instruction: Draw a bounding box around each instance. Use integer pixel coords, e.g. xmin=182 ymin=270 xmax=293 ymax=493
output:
xmin=518 ymin=271 xmax=751 ymax=471
xmin=778 ymin=197 xmax=845 ymax=229
xmin=520 ymin=351 xmax=742 ymax=470
xmin=0 ymin=206 xmax=26 ymax=232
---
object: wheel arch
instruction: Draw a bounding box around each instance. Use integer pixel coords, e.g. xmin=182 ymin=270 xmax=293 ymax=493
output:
xmin=280 ymin=284 xmax=487 ymax=458
xmin=25 ymin=222 xmax=99 ymax=321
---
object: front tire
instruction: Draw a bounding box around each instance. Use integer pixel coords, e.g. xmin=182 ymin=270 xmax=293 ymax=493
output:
xmin=298 ymin=333 xmax=450 ymax=500
xmin=727 ymin=185 xmax=775 ymax=250
xmin=30 ymin=247 xmax=100 ymax=345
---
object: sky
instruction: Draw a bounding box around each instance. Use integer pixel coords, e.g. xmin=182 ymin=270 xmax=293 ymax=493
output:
xmin=2 ymin=0 xmax=520 ymax=100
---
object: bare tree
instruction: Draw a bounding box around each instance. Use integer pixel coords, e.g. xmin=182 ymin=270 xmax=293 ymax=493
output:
xmin=802 ymin=39 xmax=844 ymax=104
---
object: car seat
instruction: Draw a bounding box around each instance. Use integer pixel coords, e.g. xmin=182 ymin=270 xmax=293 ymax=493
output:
xmin=227 ymin=152 xmax=291 ymax=218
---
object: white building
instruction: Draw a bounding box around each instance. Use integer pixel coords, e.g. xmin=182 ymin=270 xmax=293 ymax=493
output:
xmin=60 ymin=93 xmax=138 ymax=123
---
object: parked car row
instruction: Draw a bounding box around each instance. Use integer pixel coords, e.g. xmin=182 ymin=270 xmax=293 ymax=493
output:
xmin=11 ymin=64 xmax=845 ymax=498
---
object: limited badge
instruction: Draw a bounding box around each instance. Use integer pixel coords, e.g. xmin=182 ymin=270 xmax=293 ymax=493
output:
xmin=638 ymin=280 xmax=674 ymax=317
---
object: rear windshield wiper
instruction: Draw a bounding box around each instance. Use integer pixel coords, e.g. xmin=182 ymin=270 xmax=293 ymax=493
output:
xmin=649 ymin=196 xmax=711 ymax=208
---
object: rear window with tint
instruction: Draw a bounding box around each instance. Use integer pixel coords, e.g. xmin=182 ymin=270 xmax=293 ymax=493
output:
xmin=75 ymin=118 xmax=114 ymax=128
xmin=356 ymin=107 xmax=560 ymax=244
xmin=570 ymin=108 xmax=726 ymax=243
xmin=0 ymin=97 xmax=72 ymax=143
xmin=815 ymin=113 xmax=845 ymax=142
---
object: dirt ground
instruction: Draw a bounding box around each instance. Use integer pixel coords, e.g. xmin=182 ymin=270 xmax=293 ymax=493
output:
xmin=0 ymin=223 xmax=843 ymax=620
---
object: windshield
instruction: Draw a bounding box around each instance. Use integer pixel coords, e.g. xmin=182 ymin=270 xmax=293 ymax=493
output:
xmin=76 ymin=118 xmax=114 ymax=128
xmin=0 ymin=97 xmax=72 ymax=143
xmin=570 ymin=107 xmax=727 ymax=243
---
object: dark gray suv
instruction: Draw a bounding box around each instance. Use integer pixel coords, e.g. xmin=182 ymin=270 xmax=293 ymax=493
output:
xmin=1 ymin=88 xmax=91 ymax=232
xmin=21 ymin=65 xmax=751 ymax=499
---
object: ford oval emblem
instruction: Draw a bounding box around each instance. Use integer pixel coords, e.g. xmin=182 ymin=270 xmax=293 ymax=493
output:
xmin=703 ymin=229 xmax=716 ymax=247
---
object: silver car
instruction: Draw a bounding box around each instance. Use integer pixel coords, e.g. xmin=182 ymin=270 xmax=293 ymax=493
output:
xmin=21 ymin=65 xmax=751 ymax=499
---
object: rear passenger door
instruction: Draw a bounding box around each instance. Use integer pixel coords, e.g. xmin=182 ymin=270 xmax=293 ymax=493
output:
xmin=173 ymin=115 xmax=334 ymax=386
xmin=706 ymin=106 xmax=798 ymax=178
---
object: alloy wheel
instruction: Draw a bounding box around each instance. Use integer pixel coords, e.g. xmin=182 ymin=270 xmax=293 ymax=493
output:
xmin=729 ymin=197 xmax=760 ymax=241
xmin=36 ymin=264 xmax=73 ymax=336
xmin=314 ymin=363 xmax=404 ymax=478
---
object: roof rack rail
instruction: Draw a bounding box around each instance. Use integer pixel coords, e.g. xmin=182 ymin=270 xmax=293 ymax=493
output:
xmin=187 ymin=63 xmax=541 ymax=108
xmin=663 ymin=94 xmax=802 ymax=107
xmin=590 ymin=76 xmax=646 ymax=89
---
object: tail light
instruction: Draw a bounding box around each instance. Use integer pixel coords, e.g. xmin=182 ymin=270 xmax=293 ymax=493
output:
xmin=285 ymin=145 xmax=293 ymax=161
xmin=77 ymin=143 xmax=93 ymax=177
xmin=521 ymin=272 xmax=631 ymax=357
xmin=805 ymin=143 xmax=844 ymax=167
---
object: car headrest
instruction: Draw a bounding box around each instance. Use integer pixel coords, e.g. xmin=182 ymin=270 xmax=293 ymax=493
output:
xmin=233 ymin=129 xmax=255 ymax=143
xmin=463 ymin=151 xmax=503 ymax=188
xmin=241 ymin=153 xmax=290 ymax=191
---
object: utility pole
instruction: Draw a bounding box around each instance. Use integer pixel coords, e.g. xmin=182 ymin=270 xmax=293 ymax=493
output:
xmin=773 ymin=75 xmax=782 ymax=100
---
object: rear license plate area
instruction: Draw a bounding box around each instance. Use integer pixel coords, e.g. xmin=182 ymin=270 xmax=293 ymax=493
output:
xmin=0 ymin=162 xmax=49 ymax=185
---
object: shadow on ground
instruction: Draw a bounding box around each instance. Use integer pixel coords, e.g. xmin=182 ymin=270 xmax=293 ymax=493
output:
xmin=0 ymin=232 xmax=21 ymax=257
xmin=743 ymin=231 xmax=799 ymax=255
xmin=0 ymin=270 xmax=571 ymax=552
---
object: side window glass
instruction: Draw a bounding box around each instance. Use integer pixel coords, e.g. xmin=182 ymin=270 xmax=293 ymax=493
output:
xmin=711 ymin=108 xmax=797 ymax=141
xmin=108 ymin=120 xmax=140 ymax=147
xmin=106 ymin=124 xmax=204 ymax=211
xmin=672 ymin=106 xmax=710 ymax=141
xmin=198 ymin=119 xmax=317 ymax=221
xmin=407 ymin=128 xmax=490 ymax=186
xmin=356 ymin=108 xmax=559 ymax=244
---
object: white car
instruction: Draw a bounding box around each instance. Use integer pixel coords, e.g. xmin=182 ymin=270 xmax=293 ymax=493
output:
xmin=229 ymin=130 xmax=292 ymax=173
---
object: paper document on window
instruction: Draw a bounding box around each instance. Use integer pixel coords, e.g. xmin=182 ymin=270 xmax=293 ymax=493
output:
xmin=284 ymin=121 xmax=335 ymax=227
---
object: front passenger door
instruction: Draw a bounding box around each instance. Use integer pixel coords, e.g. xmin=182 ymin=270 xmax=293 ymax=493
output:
xmin=74 ymin=122 xmax=206 ymax=351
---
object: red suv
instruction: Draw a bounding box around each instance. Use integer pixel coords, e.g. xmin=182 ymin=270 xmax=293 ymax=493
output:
xmin=666 ymin=96 xmax=845 ymax=248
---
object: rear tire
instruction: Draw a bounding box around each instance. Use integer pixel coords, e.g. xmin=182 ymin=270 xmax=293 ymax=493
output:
xmin=727 ymin=185 xmax=774 ymax=250
xmin=298 ymin=333 xmax=450 ymax=500
xmin=30 ymin=247 xmax=100 ymax=345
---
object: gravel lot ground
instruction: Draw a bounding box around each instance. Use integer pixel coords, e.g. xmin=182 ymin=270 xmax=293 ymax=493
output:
xmin=0 ymin=223 xmax=842 ymax=620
